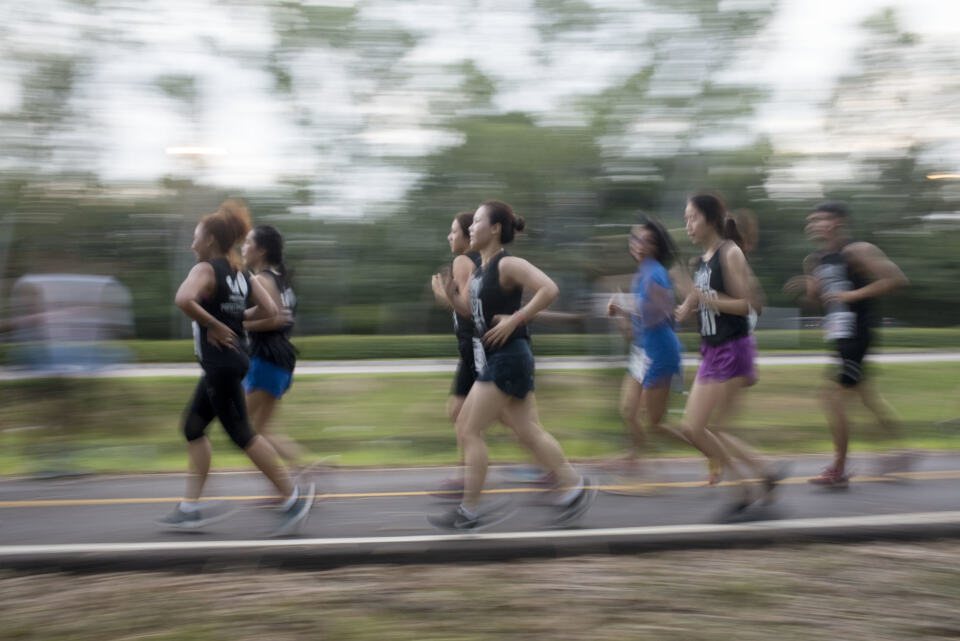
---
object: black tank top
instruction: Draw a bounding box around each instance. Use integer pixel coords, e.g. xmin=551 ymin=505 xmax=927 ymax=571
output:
xmin=192 ymin=257 xmax=251 ymax=370
xmin=247 ymin=270 xmax=298 ymax=372
xmin=693 ymin=242 xmax=749 ymax=347
xmin=469 ymin=250 xmax=529 ymax=352
xmin=453 ymin=252 xmax=482 ymax=343
xmin=813 ymin=240 xmax=874 ymax=340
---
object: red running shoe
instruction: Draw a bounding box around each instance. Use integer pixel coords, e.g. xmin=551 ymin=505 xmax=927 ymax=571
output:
xmin=808 ymin=466 xmax=849 ymax=488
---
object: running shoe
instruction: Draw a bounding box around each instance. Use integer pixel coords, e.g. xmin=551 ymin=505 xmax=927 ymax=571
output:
xmin=428 ymin=477 xmax=465 ymax=500
xmin=761 ymin=463 xmax=791 ymax=502
xmin=717 ymin=497 xmax=754 ymax=523
xmin=271 ymin=482 xmax=317 ymax=537
xmin=807 ymin=466 xmax=849 ymax=488
xmin=427 ymin=504 xmax=480 ymax=531
xmin=156 ymin=502 xmax=236 ymax=530
xmin=427 ymin=496 xmax=515 ymax=532
xmin=555 ymin=477 xmax=597 ymax=525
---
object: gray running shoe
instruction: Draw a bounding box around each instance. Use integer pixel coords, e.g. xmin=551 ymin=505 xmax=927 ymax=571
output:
xmin=156 ymin=502 xmax=236 ymax=530
xmin=555 ymin=477 xmax=597 ymax=526
xmin=272 ymin=482 xmax=317 ymax=537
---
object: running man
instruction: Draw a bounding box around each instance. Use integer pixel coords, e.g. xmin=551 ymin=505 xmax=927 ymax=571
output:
xmin=157 ymin=201 xmax=315 ymax=534
xmin=429 ymin=200 xmax=596 ymax=530
xmin=784 ymin=201 xmax=909 ymax=486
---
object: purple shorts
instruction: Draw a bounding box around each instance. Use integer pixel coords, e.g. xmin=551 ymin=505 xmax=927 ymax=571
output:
xmin=696 ymin=334 xmax=757 ymax=385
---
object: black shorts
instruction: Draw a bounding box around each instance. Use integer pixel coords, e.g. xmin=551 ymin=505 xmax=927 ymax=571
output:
xmin=477 ymin=338 xmax=535 ymax=399
xmin=451 ymin=337 xmax=479 ymax=397
xmin=183 ymin=365 xmax=256 ymax=449
xmin=833 ymin=332 xmax=871 ymax=387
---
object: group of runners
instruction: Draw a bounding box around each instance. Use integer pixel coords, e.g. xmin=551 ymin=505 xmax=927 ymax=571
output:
xmin=160 ymin=192 xmax=909 ymax=534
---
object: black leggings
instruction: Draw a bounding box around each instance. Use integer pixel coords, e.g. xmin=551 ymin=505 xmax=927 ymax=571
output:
xmin=183 ymin=367 xmax=256 ymax=449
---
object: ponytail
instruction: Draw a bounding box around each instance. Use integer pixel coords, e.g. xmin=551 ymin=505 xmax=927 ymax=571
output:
xmin=689 ymin=192 xmax=752 ymax=251
xmin=481 ymin=199 xmax=525 ymax=244
xmin=200 ymin=199 xmax=251 ymax=270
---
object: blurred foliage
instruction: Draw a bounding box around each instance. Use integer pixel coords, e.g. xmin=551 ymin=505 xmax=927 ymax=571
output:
xmin=0 ymin=1 xmax=958 ymax=338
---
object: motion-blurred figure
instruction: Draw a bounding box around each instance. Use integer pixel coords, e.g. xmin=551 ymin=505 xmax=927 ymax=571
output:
xmin=605 ymin=217 xmax=687 ymax=487
xmin=784 ymin=201 xmax=909 ymax=487
xmin=674 ymin=193 xmax=781 ymax=518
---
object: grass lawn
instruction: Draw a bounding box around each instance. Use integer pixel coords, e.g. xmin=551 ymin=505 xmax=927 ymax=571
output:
xmin=1 ymin=362 xmax=958 ymax=476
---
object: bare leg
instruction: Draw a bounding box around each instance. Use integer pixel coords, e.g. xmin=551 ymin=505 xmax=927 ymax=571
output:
xmin=244 ymin=435 xmax=295 ymax=498
xmin=676 ymin=379 xmax=749 ymax=500
xmin=185 ymin=436 xmax=212 ymax=502
xmin=856 ymin=381 xmax=902 ymax=439
xmin=500 ymin=393 xmax=580 ymax=489
xmin=823 ymin=383 xmax=852 ymax=472
xmin=247 ymin=389 xmax=304 ymax=467
xmin=712 ymin=377 xmax=768 ymax=478
xmin=619 ymin=374 xmax=645 ymax=463
xmin=454 ymin=383 xmax=509 ymax=510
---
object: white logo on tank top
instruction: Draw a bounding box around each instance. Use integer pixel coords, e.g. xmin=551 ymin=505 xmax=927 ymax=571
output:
xmin=470 ymin=275 xmax=487 ymax=335
xmin=694 ymin=263 xmax=719 ymax=337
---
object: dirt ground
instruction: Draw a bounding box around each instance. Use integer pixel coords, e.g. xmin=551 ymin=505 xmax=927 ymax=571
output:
xmin=3 ymin=541 xmax=960 ymax=640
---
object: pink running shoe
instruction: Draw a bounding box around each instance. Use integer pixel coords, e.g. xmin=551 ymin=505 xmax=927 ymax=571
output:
xmin=808 ymin=466 xmax=849 ymax=488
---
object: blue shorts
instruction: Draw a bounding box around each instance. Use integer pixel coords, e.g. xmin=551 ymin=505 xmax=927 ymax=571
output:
xmin=630 ymin=332 xmax=682 ymax=389
xmin=242 ymin=357 xmax=293 ymax=399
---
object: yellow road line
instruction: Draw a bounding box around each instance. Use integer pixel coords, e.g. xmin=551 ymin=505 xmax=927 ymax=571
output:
xmin=0 ymin=469 xmax=956 ymax=509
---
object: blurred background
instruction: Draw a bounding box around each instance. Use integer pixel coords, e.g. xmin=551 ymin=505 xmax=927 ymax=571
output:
xmin=1 ymin=0 xmax=959 ymax=343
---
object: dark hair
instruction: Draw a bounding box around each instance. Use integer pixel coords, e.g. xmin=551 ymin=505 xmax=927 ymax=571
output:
xmin=688 ymin=192 xmax=746 ymax=250
xmin=636 ymin=216 xmax=677 ymax=267
xmin=812 ymin=200 xmax=849 ymax=219
xmin=201 ymin=199 xmax=251 ymax=265
xmin=480 ymin=199 xmax=525 ymax=244
xmin=454 ymin=211 xmax=474 ymax=237
xmin=252 ymin=225 xmax=288 ymax=277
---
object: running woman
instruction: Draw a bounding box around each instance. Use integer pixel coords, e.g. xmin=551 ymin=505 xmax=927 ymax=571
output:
xmin=606 ymin=217 xmax=687 ymax=476
xmin=240 ymin=225 xmax=308 ymax=472
xmin=429 ymin=200 xmax=596 ymax=530
xmin=429 ymin=212 xmax=483 ymax=497
xmin=784 ymin=201 xmax=908 ymax=486
xmin=674 ymin=193 xmax=779 ymax=517
xmin=157 ymin=202 xmax=315 ymax=534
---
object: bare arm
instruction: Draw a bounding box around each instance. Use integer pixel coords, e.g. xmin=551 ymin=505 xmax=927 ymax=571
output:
xmin=706 ymin=243 xmax=752 ymax=317
xmin=434 ymin=255 xmax=475 ymax=319
xmin=783 ymin=254 xmax=822 ymax=309
xmin=243 ymin=273 xmax=286 ymax=332
xmin=174 ymin=262 xmax=238 ymax=351
xmin=829 ymin=242 xmax=909 ymax=304
xmin=483 ymin=256 xmax=559 ymax=348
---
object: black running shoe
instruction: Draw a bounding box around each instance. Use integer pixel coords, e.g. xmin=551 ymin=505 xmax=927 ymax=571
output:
xmin=555 ymin=477 xmax=597 ymax=525
xmin=427 ymin=504 xmax=480 ymax=531
xmin=272 ymin=482 xmax=317 ymax=537
xmin=156 ymin=502 xmax=236 ymax=530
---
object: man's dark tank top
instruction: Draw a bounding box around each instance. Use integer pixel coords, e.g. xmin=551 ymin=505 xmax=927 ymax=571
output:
xmin=693 ymin=242 xmax=749 ymax=347
xmin=453 ymin=252 xmax=482 ymax=344
xmin=247 ymin=269 xmax=298 ymax=372
xmin=813 ymin=240 xmax=874 ymax=341
xmin=469 ymin=250 xmax=529 ymax=353
xmin=192 ymin=257 xmax=250 ymax=371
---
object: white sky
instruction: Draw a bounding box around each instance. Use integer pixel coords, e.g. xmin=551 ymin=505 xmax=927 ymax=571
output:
xmin=2 ymin=0 xmax=959 ymax=215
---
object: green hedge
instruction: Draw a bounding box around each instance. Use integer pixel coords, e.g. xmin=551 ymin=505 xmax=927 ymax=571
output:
xmin=1 ymin=328 xmax=956 ymax=364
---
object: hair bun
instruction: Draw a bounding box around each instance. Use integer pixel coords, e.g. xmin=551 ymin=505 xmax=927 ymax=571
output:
xmin=514 ymin=215 xmax=526 ymax=232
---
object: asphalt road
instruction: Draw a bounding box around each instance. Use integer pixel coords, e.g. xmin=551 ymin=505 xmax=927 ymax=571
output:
xmin=2 ymin=453 xmax=960 ymax=571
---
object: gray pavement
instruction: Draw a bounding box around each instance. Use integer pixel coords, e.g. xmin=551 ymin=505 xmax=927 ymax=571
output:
xmin=2 ymin=453 xmax=960 ymax=571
